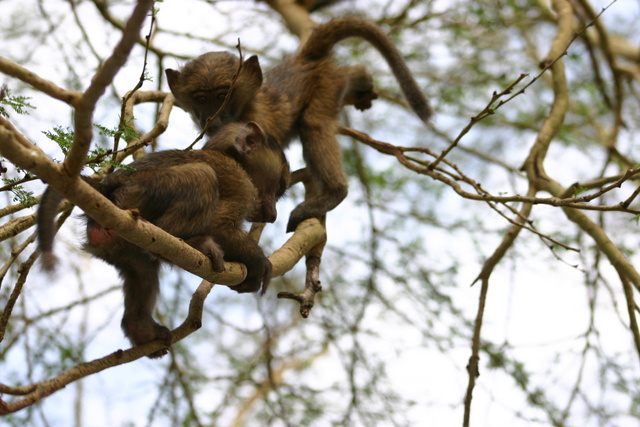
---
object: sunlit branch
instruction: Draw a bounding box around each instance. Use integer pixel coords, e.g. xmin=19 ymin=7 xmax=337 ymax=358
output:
xmin=0 ymin=57 xmax=82 ymax=105
xmin=65 ymin=0 xmax=155 ymax=176
xmin=339 ymin=126 xmax=640 ymax=215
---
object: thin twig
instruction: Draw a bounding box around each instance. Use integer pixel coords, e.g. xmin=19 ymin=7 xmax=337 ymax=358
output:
xmin=111 ymin=5 xmax=157 ymax=162
xmin=430 ymin=0 xmax=616 ymax=170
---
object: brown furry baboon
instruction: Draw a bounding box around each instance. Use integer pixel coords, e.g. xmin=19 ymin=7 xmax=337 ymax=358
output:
xmin=38 ymin=122 xmax=289 ymax=357
xmin=166 ymin=16 xmax=432 ymax=232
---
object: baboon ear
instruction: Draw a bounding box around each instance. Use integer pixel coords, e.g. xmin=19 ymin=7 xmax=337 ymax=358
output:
xmin=165 ymin=69 xmax=185 ymax=107
xmin=165 ymin=69 xmax=180 ymax=90
xmin=242 ymin=55 xmax=263 ymax=87
xmin=234 ymin=121 xmax=266 ymax=154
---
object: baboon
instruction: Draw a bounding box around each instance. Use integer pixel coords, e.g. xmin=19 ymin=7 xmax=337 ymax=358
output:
xmin=38 ymin=122 xmax=290 ymax=357
xmin=166 ymin=16 xmax=432 ymax=232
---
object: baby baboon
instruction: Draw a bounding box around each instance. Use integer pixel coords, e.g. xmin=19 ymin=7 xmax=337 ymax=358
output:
xmin=38 ymin=122 xmax=289 ymax=357
xmin=166 ymin=16 xmax=432 ymax=232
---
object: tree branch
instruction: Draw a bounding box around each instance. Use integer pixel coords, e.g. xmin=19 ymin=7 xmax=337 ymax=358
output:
xmin=65 ymin=0 xmax=155 ymax=176
xmin=464 ymin=2 xmax=574 ymax=424
xmin=0 ymin=57 xmax=82 ymax=105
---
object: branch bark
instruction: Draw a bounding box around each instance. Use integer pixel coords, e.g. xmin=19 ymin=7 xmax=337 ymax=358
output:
xmin=464 ymin=1 xmax=574 ymax=425
xmin=65 ymin=0 xmax=154 ymax=176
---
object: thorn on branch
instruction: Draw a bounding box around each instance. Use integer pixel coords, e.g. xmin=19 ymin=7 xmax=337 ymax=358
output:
xmin=466 ymin=355 xmax=480 ymax=378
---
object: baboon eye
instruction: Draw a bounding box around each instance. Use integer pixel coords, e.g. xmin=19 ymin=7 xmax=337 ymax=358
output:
xmin=194 ymin=94 xmax=208 ymax=104
xmin=216 ymin=91 xmax=228 ymax=101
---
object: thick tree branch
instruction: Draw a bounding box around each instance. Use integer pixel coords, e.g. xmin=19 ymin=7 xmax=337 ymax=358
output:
xmin=0 ymin=57 xmax=82 ymax=105
xmin=263 ymin=0 xmax=318 ymax=44
xmin=0 ymin=120 xmax=323 ymax=287
xmin=0 ymin=215 xmax=325 ymax=414
xmin=0 ymin=122 xmax=243 ymax=285
xmin=65 ymin=0 xmax=154 ymax=176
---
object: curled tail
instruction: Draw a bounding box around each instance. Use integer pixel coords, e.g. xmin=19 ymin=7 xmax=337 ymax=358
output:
xmin=37 ymin=186 xmax=64 ymax=271
xmin=299 ymin=16 xmax=433 ymax=123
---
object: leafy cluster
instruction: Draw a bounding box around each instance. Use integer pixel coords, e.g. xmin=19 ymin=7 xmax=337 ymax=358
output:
xmin=0 ymin=88 xmax=34 ymax=118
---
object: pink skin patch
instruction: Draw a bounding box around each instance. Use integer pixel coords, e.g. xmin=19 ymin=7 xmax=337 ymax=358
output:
xmin=87 ymin=224 xmax=118 ymax=245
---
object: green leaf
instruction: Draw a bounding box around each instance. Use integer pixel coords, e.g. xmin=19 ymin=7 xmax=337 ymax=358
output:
xmin=2 ymin=177 xmax=36 ymax=204
xmin=94 ymin=119 xmax=139 ymax=143
xmin=42 ymin=126 xmax=74 ymax=156
xmin=0 ymin=88 xmax=35 ymax=118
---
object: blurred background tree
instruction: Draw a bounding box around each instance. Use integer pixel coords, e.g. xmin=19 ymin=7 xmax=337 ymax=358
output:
xmin=1 ymin=0 xmax=639 ymax=426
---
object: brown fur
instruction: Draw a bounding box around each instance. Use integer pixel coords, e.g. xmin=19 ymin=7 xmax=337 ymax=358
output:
xmin=38 ymin=122 xmax=289 ymax=358
xmin=166 ymin=16 xmax=432 ymax=232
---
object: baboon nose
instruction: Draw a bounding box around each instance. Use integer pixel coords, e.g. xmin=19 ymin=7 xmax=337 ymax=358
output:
xmin=263 ymin=206 xmax=277 ymax=223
